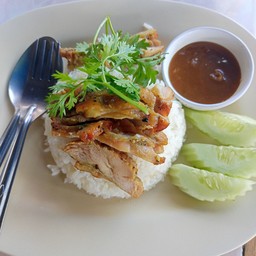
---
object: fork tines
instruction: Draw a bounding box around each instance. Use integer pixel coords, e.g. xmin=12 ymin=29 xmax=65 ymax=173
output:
xmin=31 ymin=37 xmax=61 ymax=81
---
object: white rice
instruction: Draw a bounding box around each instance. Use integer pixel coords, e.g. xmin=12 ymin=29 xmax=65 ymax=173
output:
xmin=44 ymin=99 xmax=186 ymax=199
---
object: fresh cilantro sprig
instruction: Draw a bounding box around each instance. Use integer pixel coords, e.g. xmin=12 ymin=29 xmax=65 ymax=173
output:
xmin=46 ymin=16 xmax=164 ymax=118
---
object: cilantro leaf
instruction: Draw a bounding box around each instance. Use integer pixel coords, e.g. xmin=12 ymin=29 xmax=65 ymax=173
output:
xmin=76 ymin=42 xmax=89 ymax=53
xmin=46 ymin=16 xmax=164 ymax=118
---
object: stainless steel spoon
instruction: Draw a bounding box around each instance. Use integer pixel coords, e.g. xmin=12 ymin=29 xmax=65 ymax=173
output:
xmin=0 ymin=37 xmax=63 ymax=227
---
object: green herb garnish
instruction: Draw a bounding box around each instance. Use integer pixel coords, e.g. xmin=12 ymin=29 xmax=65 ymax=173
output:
xmin=46 ymin=16 xmax=164 ymax=118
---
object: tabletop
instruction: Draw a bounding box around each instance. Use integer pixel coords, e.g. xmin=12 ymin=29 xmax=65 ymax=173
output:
xmin=0 ymin=0 xmax=255 ymax=256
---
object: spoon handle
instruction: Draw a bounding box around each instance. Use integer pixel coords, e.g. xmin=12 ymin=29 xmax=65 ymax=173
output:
xmin=0 ymin=111 xmax=21 ymax=166
xmin=0 ymin=105 xmax=36 ymax=228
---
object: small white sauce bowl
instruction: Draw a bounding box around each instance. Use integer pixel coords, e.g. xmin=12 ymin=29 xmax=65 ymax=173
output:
xmin=162 ymin=27 xmax=254 ymax=110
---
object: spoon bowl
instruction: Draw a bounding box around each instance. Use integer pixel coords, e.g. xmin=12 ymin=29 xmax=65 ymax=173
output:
xmin=8 ymin=37 xmax=62 ymax=118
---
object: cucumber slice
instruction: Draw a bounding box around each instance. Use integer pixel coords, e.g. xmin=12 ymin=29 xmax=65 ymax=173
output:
xmin=184 ymin=107 xmax=256 ymax=147
xmin=169 ymin=164 xmax=255 ymax=202
xmin=181 ymin=143 xmax=256 ymax=178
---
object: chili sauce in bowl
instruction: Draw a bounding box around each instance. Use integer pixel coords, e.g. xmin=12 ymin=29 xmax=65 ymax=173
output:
xmin=162 ymin=27 xmax=254 ymax=110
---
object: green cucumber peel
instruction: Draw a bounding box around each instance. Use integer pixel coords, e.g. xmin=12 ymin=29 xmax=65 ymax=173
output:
xmin=184 ymin=107 xmax=256 ymax=147
xmin=181 ymin=143 xmax=256 ymax=179
xmin=169 ymin=164 xmax=255 ymax=202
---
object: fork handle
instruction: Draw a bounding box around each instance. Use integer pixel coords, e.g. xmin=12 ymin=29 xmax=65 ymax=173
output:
xmin=0 ymin=105 xmax=36 ymax=228
xmin=0 ymin=111 xmax=21 ymax=166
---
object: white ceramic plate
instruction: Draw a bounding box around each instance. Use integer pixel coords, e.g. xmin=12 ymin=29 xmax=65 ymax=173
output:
xmin=0 ymin=1 xmax=256 ymax=255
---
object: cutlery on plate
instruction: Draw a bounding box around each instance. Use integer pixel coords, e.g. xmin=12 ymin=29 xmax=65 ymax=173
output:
xmin=0 ymin=36 xmax=63 ymax=228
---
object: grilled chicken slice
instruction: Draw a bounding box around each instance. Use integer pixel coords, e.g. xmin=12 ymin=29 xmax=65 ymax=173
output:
xmin=137 ymin=28 xmax=162 ymax=46
xmin=75 ymin=91 xmax=147 ymax=120
xmin=64 ymin=141 xmax=143 ymax=198
xmin=136 ymin=28 xmax=164 ymax=57
xmin=142 ymin=46 xmax=164 ymax=57
xmin=75 ymin=121 xmax=166 ymax=164
xmin=51 ymin=113 xmax=88 ymax=137
xmin=116 ymin=119 xmax=169 ymax=145
xmin=151 ymin=84 xmax=174 ymax=117
xmin=52 ymin=84 xmax=173 ymax=134
xmin=140 ymin=87 xmax=156 ymax=108
xmin=51 ymin=123 xmax=82 ymax=138
xmin=75 ymin=90 xmax=170 ymax=132
xmin=96 ymin=132 xmax=165 ymax=164
xmin=77 ymin=120 xmax=113 ymax=143
xmin=52 ymin=114 xmax=88 ymax=126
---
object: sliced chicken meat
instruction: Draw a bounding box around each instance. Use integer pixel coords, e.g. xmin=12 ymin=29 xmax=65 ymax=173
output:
xmin=77 ymin=120 xmax=113 ymax=143
xmin=96 ymin=132 xmax=165 ymax=164
xmin=151 ymin=83 xmax=174 ymax=117
xmin=64 ymin=141 xmax=143 ymax=198
xmin=75 ymin=91 xmax=148 ymax=120
xmin=136 ymin=28 xmax=164 ymax=57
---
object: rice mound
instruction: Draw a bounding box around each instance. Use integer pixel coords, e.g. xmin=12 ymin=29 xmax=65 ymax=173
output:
xmin=44 ymin=100 xmax=186 ymax=199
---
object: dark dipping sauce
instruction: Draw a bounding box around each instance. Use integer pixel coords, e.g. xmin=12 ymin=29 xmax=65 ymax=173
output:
xmin=169 ymin=41 xmax=241 ymax=104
